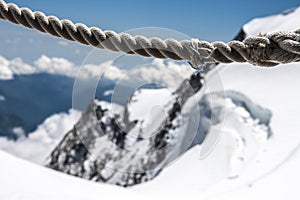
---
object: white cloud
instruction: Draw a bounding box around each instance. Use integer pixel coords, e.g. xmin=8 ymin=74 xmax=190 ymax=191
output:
xmin=0 ymin=56 xmax=35 ymax=79
xmin=122 ymin=59 xmax=194 ymax=90
xmin=76 ymin=61 xmax=114 ymax=79
xmin=77 ymin=58 xmax=194 ymax=90
xmin=0 ymin=55 xmax=10 ymax=66
xmin=0 ymin=94 xmax=6 ymax=101
xmin=12 ymin=127 xmax=26 ymax=138
xmin=10 ymin=57 xmax=35 ymax=74
xmin=0 ymin=65 xmax=13 ymax=80
xmin=0 ymin=109 xmax=81 ymax=164
xmin=0 ymin=56 xmax=13 ymax=80
xmin=0 ymin=54 xmax=194 ymax=90
xmin=34 ymin=55 xmax=76 ymax=77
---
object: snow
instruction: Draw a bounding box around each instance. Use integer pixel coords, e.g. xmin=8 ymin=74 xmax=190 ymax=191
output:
xmin=128 ymin=88 xmax=174 ymax=131
xmin=244 ymin=7 xmax=300 ymax=36
xmin=131 ymin=7 xmax=300 ymax=199
xmin=133 ymin=57 xmax=300 ymax=197
xmin=0 ymin=150 xmax=150 ymax=200
xmin=131 ymin=91 xmax=272 ymax=198
xmin=0 ymin=109 xmax=82 ymax=164
xmin=204 ymin=62 xmax=300 ymax=191
xmin=94 ymin=99 xmax=124 ymax=116
xmin=211 ymin=144 xmax=300 ymax=200
xmin=211 ymin=12 xmax=300 ymax=198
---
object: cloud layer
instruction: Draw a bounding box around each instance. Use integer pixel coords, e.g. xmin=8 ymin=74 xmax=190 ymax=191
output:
xmin=0 ymin=54 xmax=194 ymax=90
xmin=0 ymin=109 xmax=81 ymax=164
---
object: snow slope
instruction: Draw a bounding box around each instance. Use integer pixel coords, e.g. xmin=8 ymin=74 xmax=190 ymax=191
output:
xmin=132 ymin=91 xmax=272 ymax=198
xmin=127 ymin=88 xmax=174 ymax=131
xmin=244 ymin=7 xmax=300 ymax=36
xmin=0 ymin=150 xmax=150 ymax=200
xmin=132 ymin=7 xmax=300 ymax=199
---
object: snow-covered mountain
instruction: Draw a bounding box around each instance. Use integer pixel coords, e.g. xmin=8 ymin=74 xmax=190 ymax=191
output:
xmin=132 ymin=6 xmax=300 ymax=199
xmin=45 ymin=5 xmax=300 ymax=194
xmin=46 ymin=67 xmax=272 ymax=187
xmin=243 ymin=7 xmax=300 ymax=36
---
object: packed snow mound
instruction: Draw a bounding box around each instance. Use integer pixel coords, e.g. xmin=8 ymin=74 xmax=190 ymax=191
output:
xmin=244 ymin=7 xmax=300 ymax=36
xmin=0 ymin=150 xmax=150 ymax=200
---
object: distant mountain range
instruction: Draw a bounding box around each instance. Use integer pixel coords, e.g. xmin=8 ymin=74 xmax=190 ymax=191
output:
xmin=0 ymin=73 xmax=115 ymax=138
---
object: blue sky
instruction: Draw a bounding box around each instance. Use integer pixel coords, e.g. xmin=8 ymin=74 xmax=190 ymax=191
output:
xmin=0 ymin=0 xmax=299 ymax=64
xmin=5 ymin=0 xmax=300 ymax=41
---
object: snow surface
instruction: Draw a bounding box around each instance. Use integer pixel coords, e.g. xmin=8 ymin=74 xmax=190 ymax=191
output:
xmin=132 ymin=91 xmax=272 ymax=197
xmin=0 ymin=150 xmax=150 ymax=200
xmin=244 ymin=7 xmax=300 ymax=36
xmin=129 ymin=62 xmax=300 ymax=198
xmin=127 ymin=88 xmax=174 ymax=133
